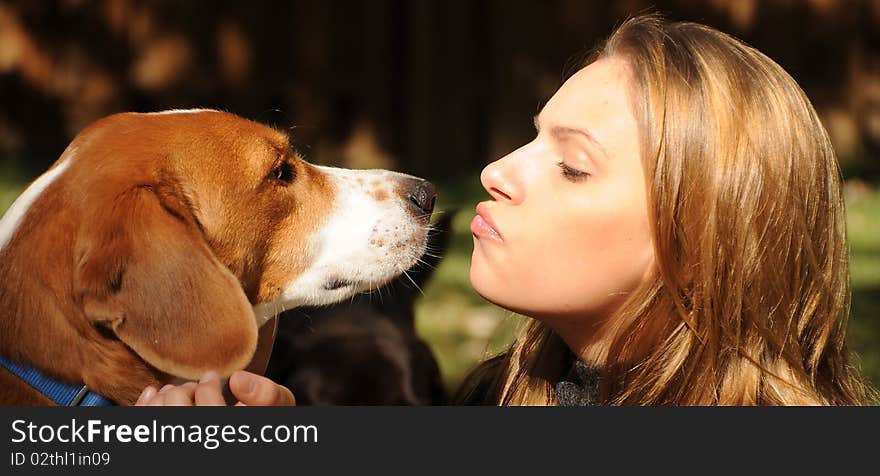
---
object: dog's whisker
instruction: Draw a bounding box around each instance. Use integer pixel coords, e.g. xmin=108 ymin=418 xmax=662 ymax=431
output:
xmin=413 ymin=259 xmax=438 ymax=272
xmin=416 ymin=255 xmax=439 ymax=266
xmin=402 ymin=270 xmax=426 ymax=297
xmin=422 ymin=245 xmax=443 ymax=255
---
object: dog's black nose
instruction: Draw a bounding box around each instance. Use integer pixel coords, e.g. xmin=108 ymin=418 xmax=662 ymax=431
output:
xmin=406 ymin=179 xmax=436 ymax=216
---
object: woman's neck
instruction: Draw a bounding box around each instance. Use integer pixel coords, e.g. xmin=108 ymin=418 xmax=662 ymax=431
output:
xmin=543 ymin=316 xmax=614 ymax=366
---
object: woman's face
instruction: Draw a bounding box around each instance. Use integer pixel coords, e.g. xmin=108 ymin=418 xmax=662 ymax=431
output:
xmin=470 ymin=58 xmax=654 ymax=325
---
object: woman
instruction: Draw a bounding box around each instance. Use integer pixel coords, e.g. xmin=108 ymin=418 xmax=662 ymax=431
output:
xmin=138 ymin=14 xmax=874 ymax=406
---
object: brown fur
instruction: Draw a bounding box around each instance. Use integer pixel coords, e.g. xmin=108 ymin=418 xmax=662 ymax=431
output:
xmin=0 ymin=111 xmax=334 ymax=405
xmin=0 ymin=367 xmax=54 ymax=405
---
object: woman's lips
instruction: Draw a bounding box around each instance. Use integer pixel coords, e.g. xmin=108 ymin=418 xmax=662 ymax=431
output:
xmin=471 ymin=202 xmax=502 ymax=242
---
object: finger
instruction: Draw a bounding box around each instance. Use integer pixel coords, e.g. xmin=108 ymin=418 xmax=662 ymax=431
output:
xmin=195 ymin=371 xmax=227 ymax=406
xmin=135 ymin=386 xmax=157 ymax=406
xmin=146 ymin=393 xmax=166 ymax=406
xmin=229 ymin=371 xmax=296 ymax=406
xmin=161 ymin=383 xmax=198 ymax=406
xmin=158 ymin=384 xmax=174 ymax=394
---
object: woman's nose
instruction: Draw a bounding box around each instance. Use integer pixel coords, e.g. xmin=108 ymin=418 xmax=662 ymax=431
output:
xmin=480 ymin=153 xmax=522 ymax=204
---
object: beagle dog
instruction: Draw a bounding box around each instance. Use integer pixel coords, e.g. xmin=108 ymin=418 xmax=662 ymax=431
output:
xmin=0 ymin=109 xmax=436 ymax=405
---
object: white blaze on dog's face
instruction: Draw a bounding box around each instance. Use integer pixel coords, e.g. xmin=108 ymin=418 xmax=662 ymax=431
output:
xmin=252 ymin=166 xmax=434 ymax=324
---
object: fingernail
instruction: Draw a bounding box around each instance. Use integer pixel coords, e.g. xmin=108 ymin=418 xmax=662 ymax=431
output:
xmin=158 ymin=384 xmax=173 ymax=394
xmin=200 ymin=371 xmax=218 ymax=384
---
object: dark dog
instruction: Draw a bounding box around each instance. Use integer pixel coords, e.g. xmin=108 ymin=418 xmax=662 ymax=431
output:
xmin=266 ymin=213 xmax=454 ymax=405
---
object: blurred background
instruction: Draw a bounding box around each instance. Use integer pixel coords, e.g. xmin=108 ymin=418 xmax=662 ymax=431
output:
xmin=1 ymin=0 xmax=878 ymax=394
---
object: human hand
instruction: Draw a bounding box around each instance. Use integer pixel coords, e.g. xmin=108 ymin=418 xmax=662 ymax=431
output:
xmin=134 ymin=371 xmax=296 ymax=406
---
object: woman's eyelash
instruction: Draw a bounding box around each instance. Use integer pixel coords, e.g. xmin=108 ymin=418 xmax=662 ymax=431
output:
xmin=556 ymin=161 xmax=590 ymax=181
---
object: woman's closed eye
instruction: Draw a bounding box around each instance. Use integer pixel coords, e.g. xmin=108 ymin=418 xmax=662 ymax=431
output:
xmin=552 ymin=133 xmax=595 ymax=183
xmin=556 ymin=161 xmax=591 ymax=182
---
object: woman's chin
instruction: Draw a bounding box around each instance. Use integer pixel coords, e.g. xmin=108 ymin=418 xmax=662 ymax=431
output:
xmin=469 ymin=265 xmax=514 ymax=310
xmin=469 ymin=262 xmax=498 ymax=302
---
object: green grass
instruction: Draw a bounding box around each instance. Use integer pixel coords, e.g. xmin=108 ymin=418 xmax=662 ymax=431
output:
xmin=845 ymin=183 xmax=880 ymax=388
xmin=848 ymin=189 xmax=880 ymax=289
xmin=0 ymin=163 xmax=28 ymax=212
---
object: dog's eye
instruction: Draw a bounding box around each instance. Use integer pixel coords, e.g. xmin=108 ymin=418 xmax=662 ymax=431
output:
xmin=270 ymin=161 xmax=296 ymax=184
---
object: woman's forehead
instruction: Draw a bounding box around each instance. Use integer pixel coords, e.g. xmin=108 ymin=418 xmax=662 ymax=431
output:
xmin=539 ymin=58 xmax=637 ymax=148
xmin=542 ymin=58 xmax=631 ymax=119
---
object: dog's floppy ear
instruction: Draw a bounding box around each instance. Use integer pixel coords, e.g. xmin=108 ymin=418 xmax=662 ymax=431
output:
xmin=73 ymin=181 xmax=257 ymax=380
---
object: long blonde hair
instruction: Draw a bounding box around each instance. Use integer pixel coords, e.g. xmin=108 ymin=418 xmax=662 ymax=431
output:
xmin=477 ymin=14 xmax=873 ymax=405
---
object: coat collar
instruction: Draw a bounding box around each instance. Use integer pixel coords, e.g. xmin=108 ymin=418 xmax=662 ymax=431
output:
xmin=555 ymin=359 xmax=601 ymax=406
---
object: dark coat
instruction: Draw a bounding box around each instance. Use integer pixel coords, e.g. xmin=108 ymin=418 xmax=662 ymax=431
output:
xmin=454 ymin=354 xmax=601 ymax=406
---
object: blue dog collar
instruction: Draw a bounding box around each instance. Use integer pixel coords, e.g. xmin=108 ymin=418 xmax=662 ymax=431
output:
xmin=0 ymin=356 xmax=114 ymax=406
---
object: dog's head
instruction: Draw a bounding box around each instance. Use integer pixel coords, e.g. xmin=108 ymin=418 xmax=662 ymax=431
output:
xmin=30 ymin=109 xmax=435 ymax=380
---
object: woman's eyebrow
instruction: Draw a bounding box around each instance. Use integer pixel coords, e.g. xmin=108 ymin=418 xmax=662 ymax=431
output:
xmin=534 ymin=114 xmax=609 ymax=160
